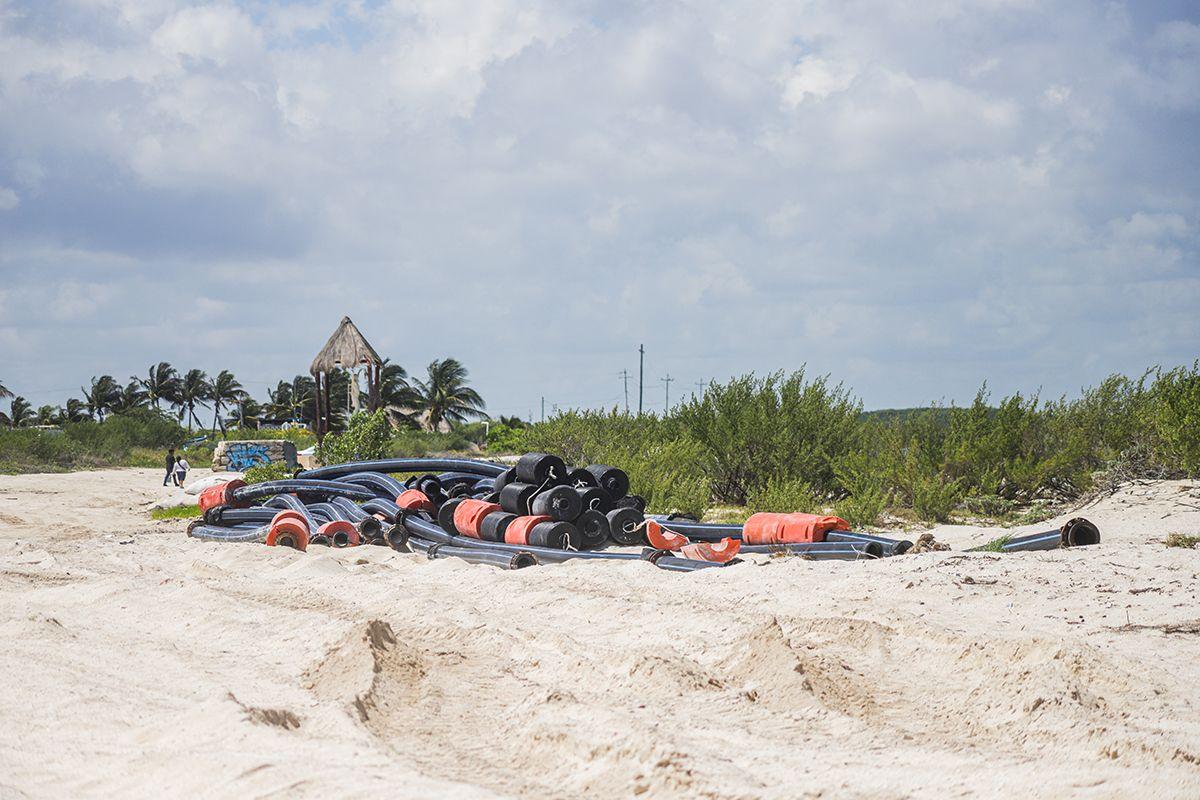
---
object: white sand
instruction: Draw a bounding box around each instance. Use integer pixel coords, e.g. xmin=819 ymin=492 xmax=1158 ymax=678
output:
xmin=1 ymin=468 xmax=1198 ymax=798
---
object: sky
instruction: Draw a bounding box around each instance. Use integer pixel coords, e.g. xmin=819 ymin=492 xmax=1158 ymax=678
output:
xmin=1 ymin=0 xmax=1198 ymax=420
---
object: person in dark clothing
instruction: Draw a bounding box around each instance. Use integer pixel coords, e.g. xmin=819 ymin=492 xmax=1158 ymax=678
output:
xmin=164 ymin=449 xmax=176 ymax=486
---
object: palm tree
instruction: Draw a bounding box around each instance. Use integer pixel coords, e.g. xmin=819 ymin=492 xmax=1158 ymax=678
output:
xmin=64 ymin=398 xmax=89 ymax=422
xmin=380 ymin=359 xmax=421 ymax=429
xmin=266 ymin=380 xmax=293 ymax=420
xmin=414 ymin=358 xmax=486 ymax=431
xmin=208 ymin=370 xmax=245 ymax=435
xmin=8 ymin=396 xmax=34 ymax=428
xmin=290 ymin=375 xmax=317 ymax=423
xmin=0 ymin=379 xmax=12 ymax=402
xmin=36 ymin=405 xmax=62 ymax=425
xmin=140 ymin=362 xmax=181 ymax=410
xmin=110 ymin=381 xmax=149 ymax=414
xmin=230 ymin=396 xmax=261 ymax=429
xmin=177 ymin=369 xmax=211 ymax=431
xmin=81 ymin=375 xmax=120 ymax=421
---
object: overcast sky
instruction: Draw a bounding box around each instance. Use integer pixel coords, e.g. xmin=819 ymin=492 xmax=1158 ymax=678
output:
xmin=1 ymin=0 xmax=1197 ymax=419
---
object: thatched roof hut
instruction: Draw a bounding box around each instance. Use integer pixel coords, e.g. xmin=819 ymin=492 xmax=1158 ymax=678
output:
xmin=310 ymin=316 xmax=383 ymax=439
xmin=310 ymin=316 xmax=383 ymax=376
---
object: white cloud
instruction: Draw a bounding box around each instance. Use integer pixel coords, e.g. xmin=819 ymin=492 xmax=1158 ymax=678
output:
xmin=151 ymin=5 xmax=263 ymax=67
xmin=0 ymin=0 xmax=1197 ymax=412
xmin=780 ymin=56 xmax=857 ymax=106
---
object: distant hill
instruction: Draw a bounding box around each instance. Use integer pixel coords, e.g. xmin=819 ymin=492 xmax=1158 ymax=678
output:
xmin=861 ymin=407 xmax=956 ymax=424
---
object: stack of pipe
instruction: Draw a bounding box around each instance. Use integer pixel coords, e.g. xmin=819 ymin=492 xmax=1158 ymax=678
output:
xmin=185 ymin=454 xmax=1102 ymax=571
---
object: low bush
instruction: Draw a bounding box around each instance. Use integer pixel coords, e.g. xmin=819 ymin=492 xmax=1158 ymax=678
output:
xmin=243 ymin=462 xmax=294 ymax=484
xmin=317 ymin=411 xmax=392 ymax=465
xmin=746 ymin=477 xmax=821 ymax=515
xmin=911 ymin=474 xmax=963 ymax=523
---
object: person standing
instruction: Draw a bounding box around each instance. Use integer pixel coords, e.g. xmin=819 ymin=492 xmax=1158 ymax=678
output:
xmin=163 ymin=448 xmax=176 ymax=486
xmin=173 ymin=455 xmax=190 ymax=487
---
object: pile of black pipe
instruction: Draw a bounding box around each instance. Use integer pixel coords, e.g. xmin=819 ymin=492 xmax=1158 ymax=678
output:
xmin=189 ymin=454 xmax=731 ymax=573
xmin=188 ymin=453 xmax=1101 ymax=569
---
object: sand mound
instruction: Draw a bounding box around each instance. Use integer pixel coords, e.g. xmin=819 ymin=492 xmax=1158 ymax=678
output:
xmin=2 ymin=468 xmax=1199 ymax=797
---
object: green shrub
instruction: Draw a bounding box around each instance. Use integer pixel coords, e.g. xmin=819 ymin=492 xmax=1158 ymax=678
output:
xmin=317 ymin=410 xmax=392 ymax=465
xmin=243 ymin=462 xmax=295 ymax=484
xmin=911 ymin=474 xmax=963 ymax=523
xmin=962 ymin=494 xmax=1016 ymax=518
xmin=673 ymin=370 xmax=862 ymax=503
xmin=746 ymin=477 xmax=820 ymax=515
xmin=486 ymin=422 xmax=525 ymax=453
xmin=832 ymin=453 xmax=888 ymax=528
xmin=1150 ymin=361 xmax=1200 ymax=476
xmin=390 ymin=429 xmax=473 ymax=457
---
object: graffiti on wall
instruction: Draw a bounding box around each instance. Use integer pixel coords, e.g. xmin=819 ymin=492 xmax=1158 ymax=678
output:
xmin=226 ymin=442 xmax=270 ymax=471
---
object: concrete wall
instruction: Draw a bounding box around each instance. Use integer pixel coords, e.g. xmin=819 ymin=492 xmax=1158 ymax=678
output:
xmin=212 ymin=440 xmax=298 ymax=472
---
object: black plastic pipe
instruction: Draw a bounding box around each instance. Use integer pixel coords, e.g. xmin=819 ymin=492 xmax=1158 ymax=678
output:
xmin=298 ymin=458 xmax=507 ymax=481
xmin=339 ymin=471 xmax=407 ymax=498
xmin=823 ymin=531 xmax=910 ymax=556
xmin=264 ymin=494 xmax=320 ymax=529
xmin=408 ymin=536 xmax=538 ymax=569
xmin=738 ymin=542 xmax=881 ymax=560
xmin=186 ymin=522 xmax=269 ymax=543
xmin=968 ymin=518 xmax=1101 ymax=553
xmin=230 ymin=479 xmax=377 ymax=504
xmin=330 ymin=496 xmax=386 ymax=539
xmin=403 ymin=516 xmax=643 ymax=564
xmin=361 ymin=497 xmax=402 ymax=523
xmin=206 ymin=507 xmax=279 ymax=526
xmin=653 ymin=555 xmax=730 ymax=572
xmin=644 ymin=516 xmax=910 ymax=555
xmin=307 ymin=502 xmax=351 ymax=522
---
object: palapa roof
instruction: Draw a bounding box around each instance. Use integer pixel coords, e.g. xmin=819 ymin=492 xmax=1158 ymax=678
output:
xmin=310 ymin=316 xmax=383 ymax=375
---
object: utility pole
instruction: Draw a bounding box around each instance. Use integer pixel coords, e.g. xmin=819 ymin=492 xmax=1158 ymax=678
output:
xmin=619 ymin=370 xmax=630 ymax=413
xmin=694 ymin=379 xmax=709 ymax=398
xmin=638 ymin=344 xmax=644 ymax=415
xmin=661 ymin=373 xmax=674 ymax=412
xmin=541 ymin=396 xmax=545 ymax=422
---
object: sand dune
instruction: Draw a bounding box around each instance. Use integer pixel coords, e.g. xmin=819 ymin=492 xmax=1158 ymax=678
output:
xmin=1 ymin=468 xmax=1198 ymax=798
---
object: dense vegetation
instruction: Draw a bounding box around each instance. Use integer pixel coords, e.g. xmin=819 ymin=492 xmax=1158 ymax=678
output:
xmin=520 ymin=363 xmax=1200 ymax=526
xmin=0 ymin=357 xmax=486 ymax=434
xmin=0 ymin=357 xmax=489 ymax=473
xmin=4 ymin=362 xmax=1198 ymax=531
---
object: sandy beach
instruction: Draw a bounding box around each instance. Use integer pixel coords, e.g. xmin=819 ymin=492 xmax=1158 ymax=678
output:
xmin=1 ymin=468 xmax=1198 ymax=798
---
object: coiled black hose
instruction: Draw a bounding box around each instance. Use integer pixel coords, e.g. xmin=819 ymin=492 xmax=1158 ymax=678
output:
xmin=299 ymin=458 xmax=507 ymax=480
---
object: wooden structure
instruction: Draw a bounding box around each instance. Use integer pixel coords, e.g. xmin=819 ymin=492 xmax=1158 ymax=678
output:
xmin=310 ymin=316 xmax=383 ymax=440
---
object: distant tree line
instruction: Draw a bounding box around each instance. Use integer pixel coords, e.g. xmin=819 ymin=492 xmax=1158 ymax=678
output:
xmin=0 ymin=357 xmax=486 ymax=434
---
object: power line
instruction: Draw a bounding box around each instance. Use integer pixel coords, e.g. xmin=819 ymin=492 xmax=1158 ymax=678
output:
xmin=661 ymin=373 xmax=674 ymax=412
xmin=694 ymin=379 xmax=709 ymax=397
